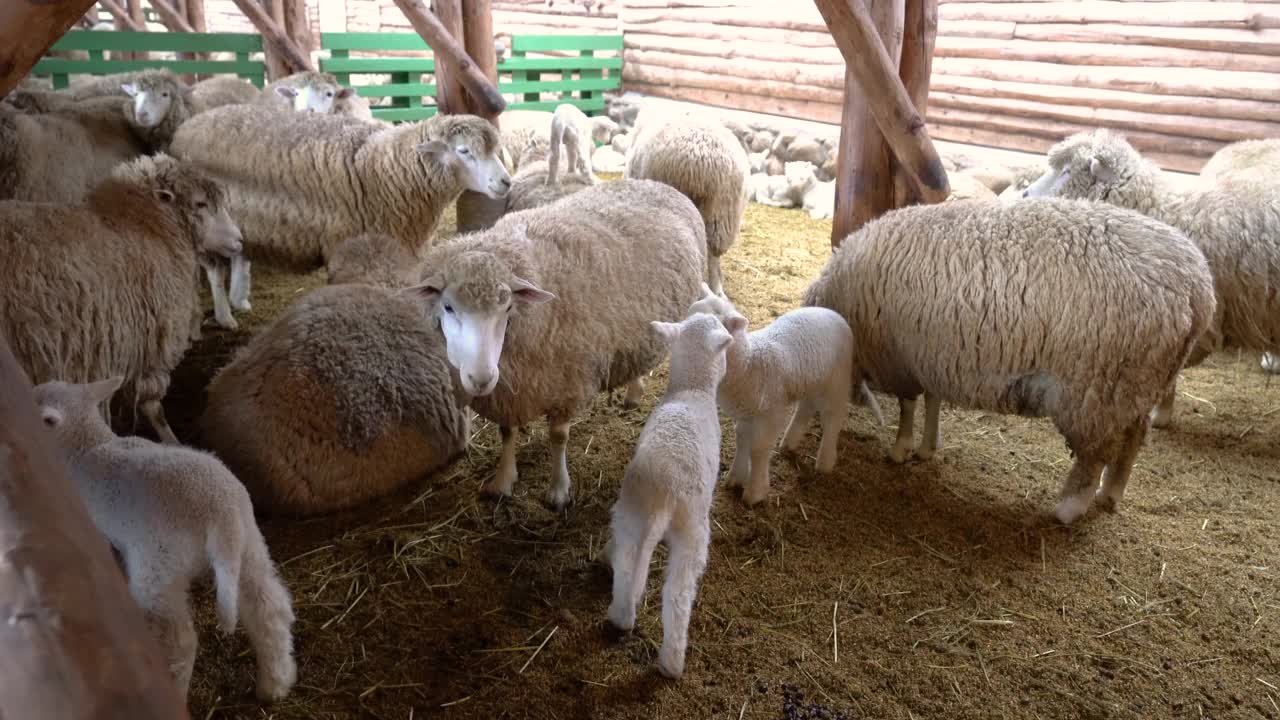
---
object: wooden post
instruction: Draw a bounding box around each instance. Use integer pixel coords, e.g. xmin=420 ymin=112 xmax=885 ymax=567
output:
xmin=283 ymin=0 xmax=311 ymax=60
xmin=0 ymin=334 xmax=192 ymax=720
xmin=391 ymin=0 xmax=506 ymax=116
xmin=832 ymin=0 xmax=904 ymax=245
xmin=261 ymin=0 xmax=289 ymax=79
xmin=229 ymin=0 xmax=313 ymax=76
xmin=894 ymin=0 xmax=939 ymax=208
xmin=455 ymin=0 xmax=506 ymax=232
xmin=431 ymin=0 xmax=469 ymax=116
xmin=0 ymin=0 xmax=101 ymax=96
xmin=150 ymin=0 xmax=193 ymax=33
xmin=814 ymin=0 xmax=949 ymax=207
xmin=186 ymin=0 xmax=207 ymax=69
xmin=127 ymin=0 xmax=146 ymax=60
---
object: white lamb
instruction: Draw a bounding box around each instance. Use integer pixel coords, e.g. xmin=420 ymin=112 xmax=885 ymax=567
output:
xmin=606 ymin=312 xmax=734 ymax=679
xmin=687 ymin=284 xmax=881 ymax=505
xmin=33 ymin=377 xmax=297 ymax=702
xmin=748 ymin=160 xmax=816 ymax=209
xmin=547 ymin=103 xmax=599 ymax=186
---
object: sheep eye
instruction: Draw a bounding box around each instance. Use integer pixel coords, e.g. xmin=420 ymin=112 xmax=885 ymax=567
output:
xmin=326 ymin=91 xmax=335 ymax=98
xmin=444 ymin=304 xmax=454 ymax=314
xmin=195 ymin=201 xmax=208 ymax=210
xmin=42 ymin=415 xmax=57 ymax=426
xmin=162 ymin=92 xmax=170 ymax=98
xmin=458 ymin=147 xmax=472 ymax=157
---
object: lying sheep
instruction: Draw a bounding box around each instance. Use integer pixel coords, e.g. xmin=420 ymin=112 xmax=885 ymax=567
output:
xmin=190 ymin=75 xmax=262 ymax=111
xmin=802 ymin=179 xmax=834 ymax=220
xmin=0 ymin=154 xmax=243 ymax=443
xmin=498 ymin=109 xmax=556 ymax=172
xmin=60 ymin=68 xmax=182 ymax=101
xmin=171 ymin=106 xmax=510 ymax=318
xmin=34 ymin=377 xmax=297 ymax=701
xmin=547 ymin=103 xmax=599 ymax=186
xmin=625 ymin=113 xmax=750 ymax=294
xmin=606 ymin=312 xmax=734 ymax=679
xmin=748 ymin=160 xmax=815 ymax=208
xmin=803 ymin=197 xmax=1215 ymax=524
xmin=946 ymin=172 xmax=997 ymax=202
xmin=258 ymin=70 xmax=355 ymax=114
xmin=1023 ymin=130 xmax=1280 ymax=424
xmin=998 ymin=164 xmax=1047 ymax=202
xmin=406 ymin=179 xmax=708 ymax=509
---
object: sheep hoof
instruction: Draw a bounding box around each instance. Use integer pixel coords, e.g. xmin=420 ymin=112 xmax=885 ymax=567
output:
xmin=1262 ymin=352 xmax=1279 ymax=374
xmin=621 ymin=397 xmax=641 ymax=410
xmin=915 ymin=445 xmax=937 ymax=462
xmin=1052 ymin=493 xmax=1092 ymax=525
xmin=1149 ymin=407 xmax=1172 ymax=429
xmin=1093 ymin=490 xmax=1119 ymax=514
xmin=480 ymin=479 xmax=512 ymax=498
xmin=232 ymin=299 xmax=252 ymax=312
xmin=814 ymin=457 xmax=836 ymax=474
xmin=606 ymin=604 xmax=634 ymax=631
xmin=742 ymin=485 xmax=768 ymax=506
xmin=544 ymin=486 xmax=571 ymax=511
xmin=656 ymin=653 xmax=684 ymax=680
xmin=887 ymin=445 xmax=911 ymax=464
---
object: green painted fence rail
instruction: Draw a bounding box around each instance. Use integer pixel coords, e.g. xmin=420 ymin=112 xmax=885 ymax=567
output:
xmin=321 ymin=32 xmax=624 ymax=123
xmin=31 ymin=30 xmax=266 ymax=90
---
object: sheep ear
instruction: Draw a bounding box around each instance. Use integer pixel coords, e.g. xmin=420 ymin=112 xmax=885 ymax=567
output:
xmin=154 ymin=188 xmax=175 ymax=204
xmin=88 ymin=376 xmax=124 ymax=404
xmin=723 ymin=315 xmax=748 ymax=335
xmin=650 ymin=320 xmax=679 ymax=345
xmin=337 ymin=87 xmax=356 ymax=99
xmin=1089 ymin=157 xmax=1115 ymax=183
xmin=275 ymin=86 xmax=298 ymax=99
xmin=710 ymin=327 xmax=734 ymax=353
xmin=121 ymin=82 xmax=138 ymax=97
xmin=510 ymin=275 xmax=555 ymax=305
xmin=699 ymin=281 xmax=716 ymax=299
xmin=403 ymin=275 xmax=444 ymax=302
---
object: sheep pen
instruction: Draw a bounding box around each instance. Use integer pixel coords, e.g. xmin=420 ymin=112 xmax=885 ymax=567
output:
xmin=154 ymin=176 xmax=1276 ymax=720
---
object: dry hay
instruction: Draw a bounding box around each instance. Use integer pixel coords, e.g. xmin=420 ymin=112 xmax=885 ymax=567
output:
xmin=166 ymin=182 xmax=1280 ymax=719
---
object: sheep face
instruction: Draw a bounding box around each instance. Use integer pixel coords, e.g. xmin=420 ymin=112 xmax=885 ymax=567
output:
xmin=1023 ymin=130 xmax=1131 ymax=202
xmin=784 ymin=161 xmax=818 ymax=193
xmin=123 ymin=80 xmax=173 ymax=129
xmin=33 ymin=377 xmax=124 ymax=443
xmin=418 ymin=137 xmax=513 ymax=199
xmin=407 ymin=249 xmax=554 ymax=397
xmin=686 ymin=282 xmax=749 ymax=338
xmin=275 ymin=82 xmax=354 ymax=114
xmin=651 ymin=312 xmax=734 ymax=389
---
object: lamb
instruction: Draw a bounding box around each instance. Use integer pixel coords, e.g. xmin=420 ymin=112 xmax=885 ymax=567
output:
xmin=170 ymin=106 xmax=510 ymax=320
xmin=605 ymin=313 xmax=734 ymax=679
xmin=198 ymin=279 xmax=471 ymax=516
xmin=257 ymin=70 xmax=355 ymax=113
xmin=33 ymin=377 xmax=297 ymax=701
xmin=802 ymin=179 xmax=835 ymax=220
xmin=803 ymin=197 xmax=1215 ymax=524
xmin=405 ymin=178 xmax=708 ymax=509
xmin=748 ymin=160 xmax=816 ymax=209
xmin=625 ymin=112 xmax=750 ymax=294
xmin=686 ymin=285 xmax=882 ymax=504
xmin=547 ymin=103 xmax=599 ymax=185
xmin=0 ymin=154 xmax=243 ymax=444
xmin=190 ymin=75 xmax=262 ymax=111
xmin=1022 ymin=130 xmax=1280 ymax=425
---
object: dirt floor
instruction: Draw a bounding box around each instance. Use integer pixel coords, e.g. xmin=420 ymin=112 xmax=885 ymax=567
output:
xmin=169 ymin=188 xmax=1280 ymax=720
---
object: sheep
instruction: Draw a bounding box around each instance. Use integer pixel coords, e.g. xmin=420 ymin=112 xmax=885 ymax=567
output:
xmin=190 ymin=75 xmax=262 ymax=111
xmin=802 ymin=197 xmax=1216 ymax=524
xmin=170 ymin=106 xmax=510 ymax=320
xmin=1022 ymin=130 xmax=1280 ymax=425
xmin=198 ymin=279 xmax=471 ymax=516
xmin=257 ymin=70 xmax=356 ymax=114
xmin=547 ymin=103 xmax=599 ymax=186
xmin=333 ymin=92 xmax=385 ymax=124
xmin=498 ymin=109 xmax=556 ymax=172
xmin=946 ymin=172 xmax=997 ymax=202
xmin=686 ymin=284 xmax=882 ymax=504
xmin=33 ymin=377 xmax=297 ymax=702
xmin=326 ymin=232 xmax=425 ymax=288
xmin=0 ymin=154 xmax=243 ymax=444
xmin=625 ymin=112 xmax=750 ymax=295
xmin=119 ymin=71 xmax=199 ymax=152
xmin=801 ymin=179 xmax=834 ymax=220
xmin=748 ymin=160 xmax=816 ymax=208
xmin=60 ymin=68 xmax=183 ymax=101
xmin=605 ymin=312 xmax=734 ymax=679
xmin=405 ymin=178 xmax=708 ymax=509
xmin=997 ymin=163 xmax=1047 ymax=202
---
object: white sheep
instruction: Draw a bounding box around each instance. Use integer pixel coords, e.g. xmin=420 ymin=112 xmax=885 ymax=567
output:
xmin=687 ymin=284 xmax=881 ymax=504
xmin=547 ymin=103 xmax=599 ymax=186
xmin=1022 ymin=130 xmax=1280 ymax=424
xmin=625 ymin=112 xmax=750 ymax=294
xmin=258 ymin=70 xmax=356 ymax=114
xmin=33 ymin=377 xmax=297 ymax=702
xmin=748 ymin=160 xmax=816 ymax=209
xmin=0 ymin=154 xmax=243 ymax=443
xmin=801 ymin=178 xmax=834 ymax=220
xmin=803 ymin=197 xmax=1216 ymax=524
xmin=606 ymin=312 xmax=734 ymax=679
xmin=190 ymin=75 xmax=262 ymax=111
xmin=406 ymin=179 xmax=708 ymax=509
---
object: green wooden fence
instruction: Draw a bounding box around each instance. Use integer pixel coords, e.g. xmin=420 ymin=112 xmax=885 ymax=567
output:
xmin=321 ymin=33 xmax=623 ymax=123
xmin=31 ymin=30 xmax=267 ymax=90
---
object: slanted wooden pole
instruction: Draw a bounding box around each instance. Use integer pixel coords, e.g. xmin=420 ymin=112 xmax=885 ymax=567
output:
xmin=283 ymin=0 xmax=311 ymax=59
xmin=430 ymin=0 xmax=470 ymax=116
xmin=391 ymin=0 xmax=506 ymax=116
xmin=0 ymin=334 xmax=192 ymax=720
xmin=150 ymin=0 xmax=194 ymax=33
xmin=101 ymin=0 xmax=145 ymax=31
xmin=186 ymin=0 xmax=208 ymax=68
xmin=814 ymin=0 xmax=949 ymax=211
xmin=229 ymin=0 xmax=313 ymax=76
xmin=127 ymin=0 xmax=147 ymax=60
xmin=894 ymin=0 xmax=940 ymax=208
xmin=262 ymin=0 xmax=290 ymax=80
xmin=454 ymin=0 xmax=506 ymax=233
xmin=0 ymin=0 xmax=100 ymax=97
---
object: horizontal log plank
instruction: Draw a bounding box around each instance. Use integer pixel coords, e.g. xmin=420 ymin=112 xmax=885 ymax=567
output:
xmin=936 ymin=35 xmax=1280 ymax=72
xmin=939 ymin=2 xmax=1280 ymax=28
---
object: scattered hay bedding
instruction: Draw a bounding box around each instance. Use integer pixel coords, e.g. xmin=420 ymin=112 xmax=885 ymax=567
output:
xmin=166 ymin=183 xmax=1279 ymax=719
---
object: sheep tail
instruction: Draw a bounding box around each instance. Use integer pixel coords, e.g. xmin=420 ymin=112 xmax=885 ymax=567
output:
xmin=238 ymin=527 xmax=298 ymax=702
xmin=858 ymin=380 xmax=884 ymax=428
xmin=206 ymin=525 xmax=244 ymax=634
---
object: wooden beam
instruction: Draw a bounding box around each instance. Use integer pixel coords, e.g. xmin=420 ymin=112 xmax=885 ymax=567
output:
xmin=462 ymin=0 xmax=499 ymax=121
xmin=100 ymin=0 xmax=145 ymax=31
xmin=0 ymin=0 xmax=101 ymax=97
xmin=186 ymin=0 xmax=206 ymax=32
xmin=432 ymin=0 xmax=469 ymax=115
xmin=150 ymin=0 xmax=194 ymax=32
xmin=391 ymin=0 xmax=506 ymax=115
xmin=284 ymin=0 xmax=312 ymax=57
xmin=229 ymin=0 xmax=313 ymax=74
xmin=0 ymin=334 xmax=192 ymax=720
xmin=261 ymin=0 xmax=289 ymax=80
xmin=127 ymin=0 xmax=146 ymax=60
xmin=814 ymin=0 xmax=950 ymax=204
xmin=895 ymin=0 xmax=940 ymax=207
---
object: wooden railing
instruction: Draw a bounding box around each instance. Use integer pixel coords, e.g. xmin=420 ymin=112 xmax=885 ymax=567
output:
xmin=31 ymin=30 xmax=267 ymax=89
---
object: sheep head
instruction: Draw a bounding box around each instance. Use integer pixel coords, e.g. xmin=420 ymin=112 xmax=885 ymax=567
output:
xmin=686 ymin=282 xmax=749 ymax=339
xmin=115 ymin=154 xmax=243 ymax=259
xmin=274 ymin=71 xmax=356 ymax=114
xmin=417 ymin=114 xmax=513 ymax=199
xmin=122 ymin=71 xmax=190 ymax=130
xmin=651 ymin=312 xmax=734 ymax=391
xmin=1023 ymin=129 xmax=1136 ymax=202
xmin=406 ymin=243 xmax=554 ymax=397
xmin=33 ymin=376 xmax=125 ymax=445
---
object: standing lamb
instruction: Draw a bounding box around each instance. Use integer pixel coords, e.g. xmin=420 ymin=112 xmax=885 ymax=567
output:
xmin=803 ymin=197 xmax=1215 ymax=524
xmin=34 ymin=377 xmax=297 ymax=702
xmin=606 ymin=313 xmax=734 ymax=679
xmin=406 ymin=179 xmax=708 ymax=509
xmin=170 ymin=106 xmax=510 ymax=318
xmin=1022 ymin=129 xmax=1280 ymax=424
xmin=257 ymin=70 xmax=356 ymax=114
xmin=0 ymin=154 xmax=243 ymax=444
xmin=547 ymin=102 xmax=599 ymax=186
xmin=625 ymin=113 xmax=750 ymax=294
xmin=686 ymin=284 xmax=880 ymax=505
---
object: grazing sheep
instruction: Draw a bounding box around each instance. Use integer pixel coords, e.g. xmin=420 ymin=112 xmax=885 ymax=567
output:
xmin=406 ymin=179 xmax=707 ymax=509
xmin=803 ymin=197 xmax=1215 ymax=524
xmin=547 ymin=103 xmax=599 ymax=186
xmin=190 ymin=75 xmax=262 ymax=111
xmin=625 ymin=113 xmax=750 ymax=294
xmin=170 ymin=106 xmax=510 ymax=317
xmin=0 ymin=154 xmax=243 ymax=443
xmin=257 ymin=70 xmax=355 ymax=114
xmin=606 ymin=313 xmax=734 ymax=679
xmin=34 ymin=377 xmax=297 ymax=702
xmin=1022 ymin=130 xmax=1280 ymax=424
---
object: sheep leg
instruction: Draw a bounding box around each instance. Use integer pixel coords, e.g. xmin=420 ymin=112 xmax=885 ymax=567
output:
xmin=916 ymin=393 xmax=943 ymax=461
xmin=1150 ymin=383 xmax=1177 ymax=428
xmin=1053 ymin=454 xmax=1106 ymax=525
xmin=229 ymin=254 xmax=252 ymax=312
xmin=133 ymin=581 xmax=197 ymax=700
xmin=482 ymin=425 xmax=519 ymax=498
xmin=707 ymin=255 xmax=724 ymax=296
xmin=889 ymin=396 xmax=917 ymax=464
xmin=814 ymin=392 xmax=847 ymax=473
xmin=204 ymin=261 xmax=238 ymax=330
xmin=622 ymin=377 xmax=644 ymax=409
xmin=545 ymin=415 xmax=573 ymax=510
xmin=726 ymin=419 xmax=752 ymax=490
xmin=138 ymin=372 xmax=179 ymax=445
xmin=657 ymin=516 xmax=709 ymax=679
xmin=780 ymin=399 xmax=814 ymax=454
xmin=1096 ymin=415 xmax=1150 ymax=513
xmin=1263 ymin=352 xmax=1280 ymax=374
xmin=239 ymin=542 xmax=298 ymax=702
xmin=606 ymin=501 xmax=663 ymax=632
xmin=743 ymin=406 xmax=791 ymax=506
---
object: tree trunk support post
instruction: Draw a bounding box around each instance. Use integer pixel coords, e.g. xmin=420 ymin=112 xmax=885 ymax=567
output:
xmin=454 ymin=0 xmax=506 ymax=233
xmin=391 ymin=0 xmax=506 ymax=116
xmin=895 ymin=0 xmax=940 ymax=208
xmin=0 ymin=0 xmax=100 ymax=97
xmin=229 ymin=0 xmax=312 ymax=76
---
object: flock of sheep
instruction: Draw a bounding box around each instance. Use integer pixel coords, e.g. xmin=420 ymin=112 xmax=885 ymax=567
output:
xmin=1 ymin=61 xmax=1277 ymax=702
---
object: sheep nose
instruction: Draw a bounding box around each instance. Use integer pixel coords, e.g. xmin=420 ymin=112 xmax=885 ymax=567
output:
xmin=1021 ymin=189 xmax=1029 ymax=198
xmin=467 ymin=371 xmax=497 ymax=394
xmin=499 ymin=177 xmax=512 ymax=190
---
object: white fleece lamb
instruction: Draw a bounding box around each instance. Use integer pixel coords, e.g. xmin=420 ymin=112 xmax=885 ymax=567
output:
xmin=547 ymin=103 xmax=599 ymax=186
xmin=606 ymin=312 xmax=733 ymax=679
xmin=34 ymin=377 xmax=297 ymax=703
xmin=687 ymin=285 xmax=880 ymax=504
